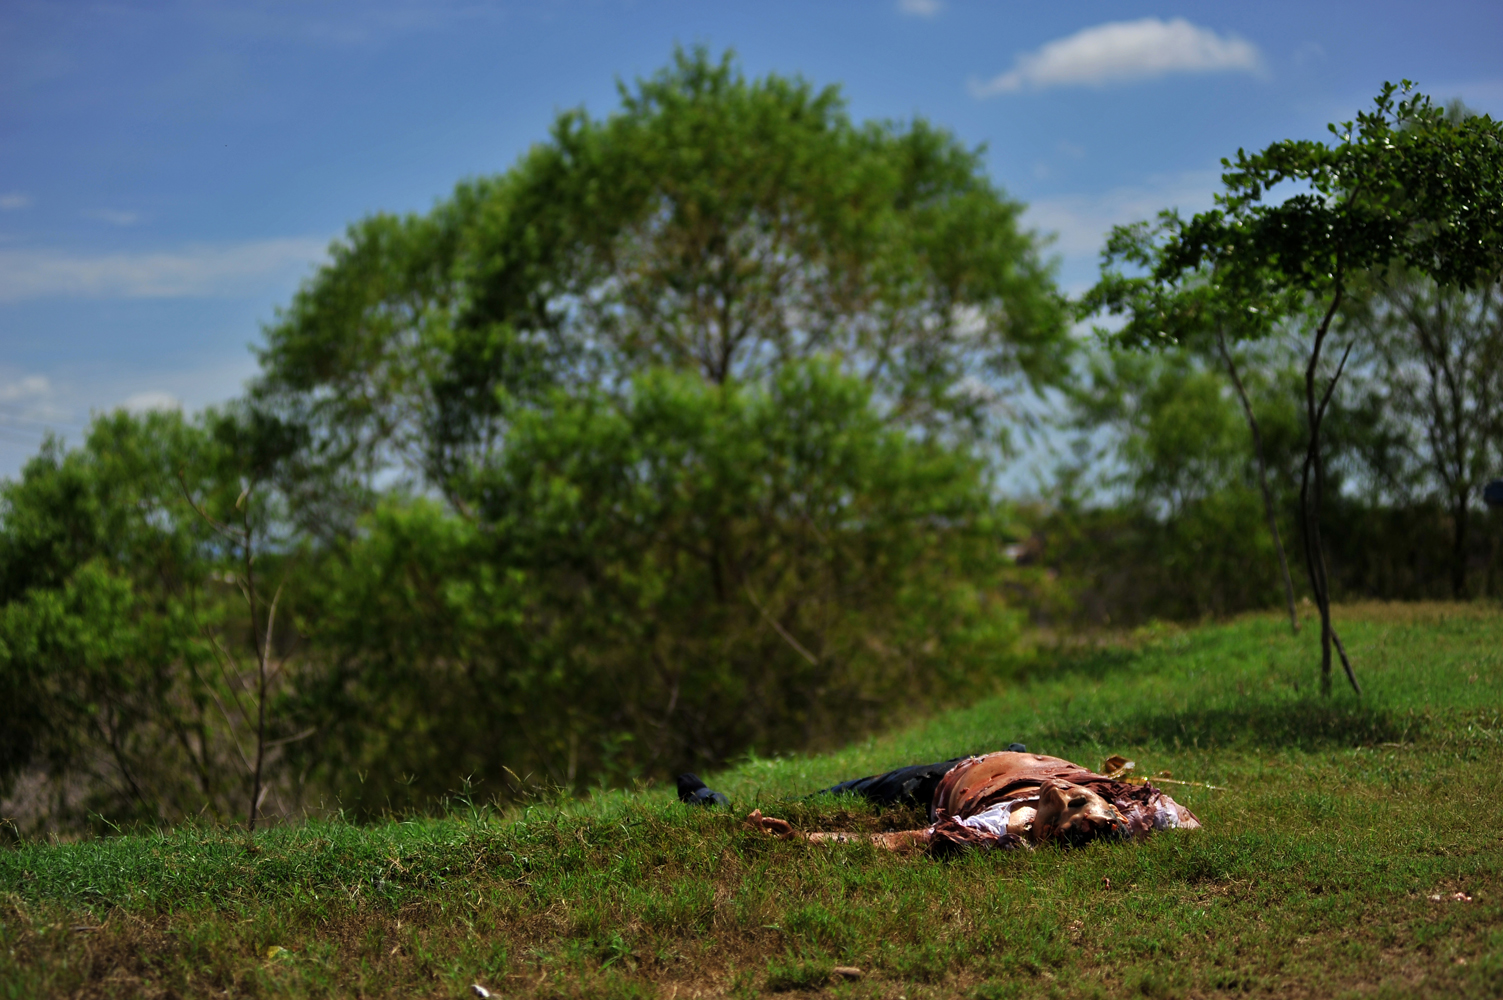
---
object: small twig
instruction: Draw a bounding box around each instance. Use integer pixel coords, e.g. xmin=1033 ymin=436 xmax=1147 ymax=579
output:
xmin=182 ymin=631 xmax=255 ymax=772
xmin=248 ymin=572 xmax=286 ymax=834
xmin=1316 ymin=339 xmax=1356 ymax=426
xmin=1145 ymin=777 xmax=1228 ymax=791
xmin=743 ymin=582 xmax=819 ymax=666
xmin=1217 ymin=327 xmax=1299 ymax=635
xmin=176 ymin=470 xmax=244 ymax=543
xmin=202 ymin=629 xmax=255 ymax=727
xmin=204 ymin=683 xmax=255 ymax=774
xmin=262 ymin=577 xmax=286 ymax=674
xmin=1330 ymin=624 xmax=1362 ymax=696
xmin=263 ymin=727 xmax=318 ymax=750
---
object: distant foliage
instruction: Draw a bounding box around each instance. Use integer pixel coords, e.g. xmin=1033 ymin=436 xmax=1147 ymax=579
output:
xmin=1072 ymin=84 xmax=1503 ymax=680
xmin=8 ymin=66 xmax=1501 ymax=833
xmin=1040 ymin=341 xmax=1303 ymax=623
xmin=1041 ymin=311 xmax=1503 ymax=627
xmin=0 ymin=411 xmax=309 ymax=833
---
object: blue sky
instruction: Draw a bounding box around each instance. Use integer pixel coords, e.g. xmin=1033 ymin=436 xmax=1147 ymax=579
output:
xmin=2 ymin=0 xmax=1500 ymax=478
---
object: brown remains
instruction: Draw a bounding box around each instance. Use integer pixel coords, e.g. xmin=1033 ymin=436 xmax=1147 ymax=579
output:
xmin=746 ymin=751 xmax=1201 ymax=852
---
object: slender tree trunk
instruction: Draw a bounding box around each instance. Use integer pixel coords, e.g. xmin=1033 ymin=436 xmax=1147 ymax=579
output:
xmin=1298 ymin=290 xmax=1361 ymax=696
xmin=1299 ymin=315 xmax=1333 ymax=693
xmin=1489 ymin=507 xmax=1501 ymax=599
xmin=177 ymin=473 xmax=281 ymax=833
xmin=250 ymin=660 xmax=267 ymax=831
xmin=244 ymin=516 xmax=265 ymax=834
xmin=1452 ymin=496 xmax=1470 ymax=599
xmin=1217 ymin=330 xmax=1299 ymax=634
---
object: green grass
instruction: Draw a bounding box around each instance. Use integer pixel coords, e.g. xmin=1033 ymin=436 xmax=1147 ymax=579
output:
xmin=4 ymin=602 xmax=1503 ymax=998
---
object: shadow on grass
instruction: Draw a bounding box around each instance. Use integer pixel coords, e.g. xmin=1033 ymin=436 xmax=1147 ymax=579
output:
xmin=1035 ymin=644 xmax=1152 ymax=685
xmin=1037 ymin=699 xmax=1421 ymax=753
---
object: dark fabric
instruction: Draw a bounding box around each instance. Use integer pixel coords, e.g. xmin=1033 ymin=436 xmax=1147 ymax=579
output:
xmin=818 ymin=758 xmax=966 ymax=809
xmin=823 ymin=739 xmax=1034 ymax=812
xmin=676 ymin=773 xmax=729 ymax=807
xmin=677 ymin=743 xmax=1031 ymax=812
xmin=821 ymin=743 xmax=1026 ymax=812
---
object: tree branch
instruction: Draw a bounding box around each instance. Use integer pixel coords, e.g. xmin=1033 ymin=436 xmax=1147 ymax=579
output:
xmin=1217 ymin=327 xmax=1300 ymax=634
xmin=743 ymin=582 xmax=819 ymax=666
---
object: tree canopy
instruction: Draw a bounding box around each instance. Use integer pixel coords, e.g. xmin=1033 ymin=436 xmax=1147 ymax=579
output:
xmin=254 ymin=47 xmax=1069 ymax=508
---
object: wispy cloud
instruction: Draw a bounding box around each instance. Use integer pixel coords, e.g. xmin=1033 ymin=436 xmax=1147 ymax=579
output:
xmin=1022 ymin=171 xmax=1221 ymax=290
xmin=0 ymin=356 xmax=262 ymax=479
xmin=1427 ymin=77 xmax=1503 ymax=115
xmin=897 ymin=0 xmax=943 ymax=17
xmin=83 ymin=208 xmax=144 ymax=226
xmin=122 ymin=390 xmax=182 ymax=413
xmin=0 ymin=373 xmax=76 ymax=446
xmin=0 ymin=193 xmax=32 ymax=210
xmin=0 ymin=375 xmax=52 ymax=404
xmin=0 ymin=237 xmax=329 ymax=301
xmin=971 ymin=18 xmax=1261 ymax=97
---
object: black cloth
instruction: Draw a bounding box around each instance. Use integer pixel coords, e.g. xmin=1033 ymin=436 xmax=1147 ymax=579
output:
xmin=677 ymin=773 xmax=730 ymax=807
xmin=677 ymin=743 xmax=1028 ymax=811
xmin=819 ymin=758 xmax=964 ymax=809
xmin=817 ymin=744 xmax=1026 ymax=810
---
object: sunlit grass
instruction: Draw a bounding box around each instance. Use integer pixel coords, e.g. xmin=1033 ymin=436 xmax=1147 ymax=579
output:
xmin=3 ymin=602 xmax=1502 ymax=997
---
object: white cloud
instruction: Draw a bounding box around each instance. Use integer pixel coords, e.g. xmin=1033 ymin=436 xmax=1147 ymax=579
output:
xmin=0 ymin=355 xmax=262 ymax=480
xmin=0 ymin=375 xmax=52 ymax=403
xmin=121 ymin=391 xmax=183 ymax=413
xmin=84 ymin=208 xmax=144 ymax=226
xmin=0 ymin=193 xmax=32 ymax=210
xmin=971 ymin=18 xmax=1261 ymax=97
xmin=0 ymin=236 xmax=329 ymax=301
xmin=0 ymin=373 xmax=76 ymax=452
xmin=898 ymin=0 xmax=942 ymax=16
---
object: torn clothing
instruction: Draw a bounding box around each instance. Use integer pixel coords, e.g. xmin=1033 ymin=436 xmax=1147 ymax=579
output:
xmin=928 ymin=751 xmax=1200 ymax=849
xmin=749 ymin=750 xmax=1201 ymax=853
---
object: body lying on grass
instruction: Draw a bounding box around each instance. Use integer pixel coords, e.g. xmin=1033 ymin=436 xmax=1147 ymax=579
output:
xmin=734 ymin=750 xmax=1201 ymax=851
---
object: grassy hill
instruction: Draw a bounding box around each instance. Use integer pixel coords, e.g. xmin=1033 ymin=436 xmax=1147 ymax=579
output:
xmin=3 ymin=603 xmax=1502 ymax=998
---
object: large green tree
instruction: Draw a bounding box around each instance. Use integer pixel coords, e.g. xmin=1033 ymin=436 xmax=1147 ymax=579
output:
xmin=253 ymin=46 xmax=1068 ymax=504
xmin=290 ymin=363 xmax=1021 ymax=810
xmin=1 ymin=51 xmax=1062 ymax=828
xmin=227 ymin=48 xmax=1065 ymax=803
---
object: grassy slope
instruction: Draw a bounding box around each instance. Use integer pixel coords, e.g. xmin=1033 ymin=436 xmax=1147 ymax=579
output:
xmin=3 ymin=602 xmax=1502 ymax=999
